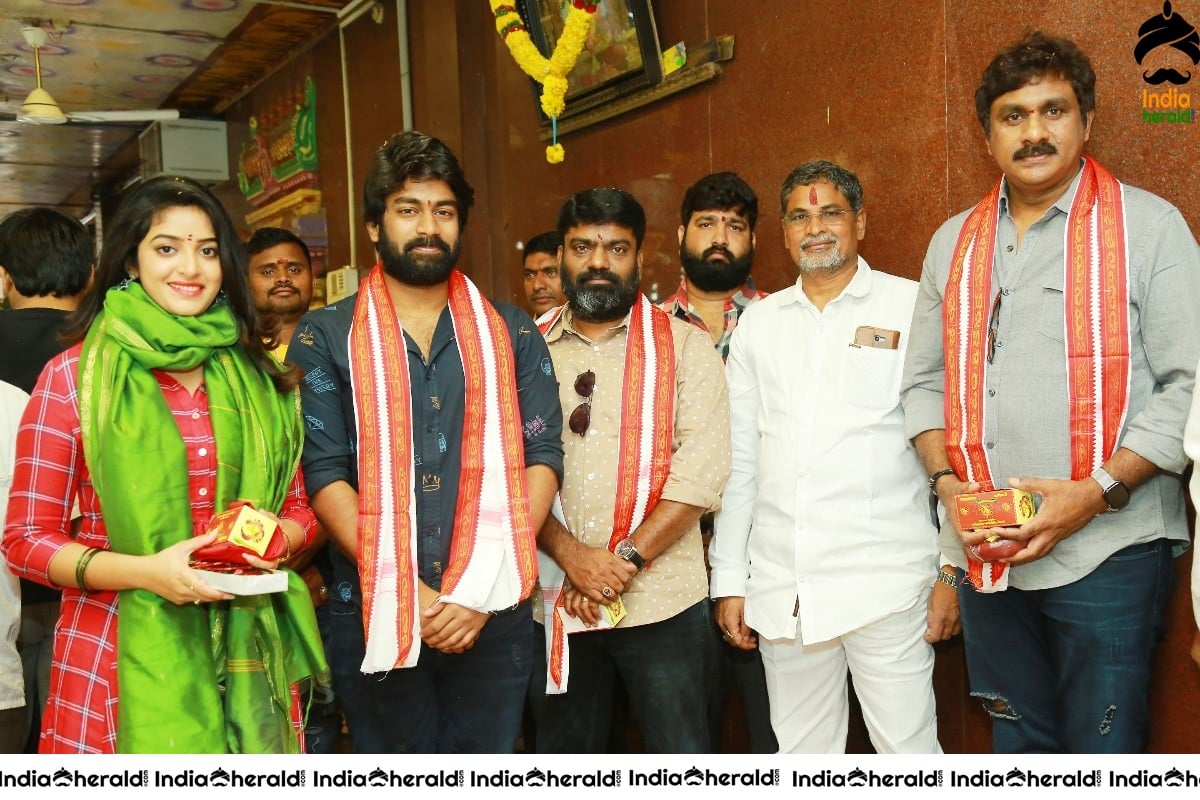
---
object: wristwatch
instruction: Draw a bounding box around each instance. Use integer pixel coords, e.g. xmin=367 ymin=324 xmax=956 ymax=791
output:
xmin=1091 ymin=467 xmax=1130 ymax=512
xmin=935 ymin=569 xmax=958 ymax=589
xmin=614 ymin=537 xmax=646 ymax=570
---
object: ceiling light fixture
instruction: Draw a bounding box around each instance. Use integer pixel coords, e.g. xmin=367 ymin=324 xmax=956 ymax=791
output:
xmin=17 ymin=26 xmax=66 ymax=125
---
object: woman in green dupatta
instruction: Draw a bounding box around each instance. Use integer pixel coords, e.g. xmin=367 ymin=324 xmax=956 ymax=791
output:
xmin=2 ymin=176 xmax=327 ymax=753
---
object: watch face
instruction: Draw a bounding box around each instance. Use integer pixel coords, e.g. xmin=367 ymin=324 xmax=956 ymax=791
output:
xmin=1105 ymin=482 xmax=1131 ymax=510
xmin=615 ymin=539 xmax=633 ymax=558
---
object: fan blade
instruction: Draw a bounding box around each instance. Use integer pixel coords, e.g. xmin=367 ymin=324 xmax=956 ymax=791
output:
xmin=65 ymin=109 xmax=181 ymax=124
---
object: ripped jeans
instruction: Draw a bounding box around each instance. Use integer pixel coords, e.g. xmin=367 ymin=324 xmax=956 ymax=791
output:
xmin=957 ymin=539 xmax=1173 ymax=753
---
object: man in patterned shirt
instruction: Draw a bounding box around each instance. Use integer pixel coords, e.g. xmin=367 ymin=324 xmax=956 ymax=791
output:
xmin=535 ymin=187 xmax=731 ymax=753
xmin=659 ymin=171 xmax=775 ymax=753
xmin=660 ymin=172 xmax=768 ymax=361
xmin=291 ymin=131 xmax=564 ymax=753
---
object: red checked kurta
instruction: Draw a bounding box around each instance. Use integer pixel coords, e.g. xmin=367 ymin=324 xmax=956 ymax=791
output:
xmin=2 ymin=345 xmax=315 ymax=753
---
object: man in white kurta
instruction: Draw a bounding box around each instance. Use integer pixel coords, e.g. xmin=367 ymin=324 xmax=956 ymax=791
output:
xmin=710 ymin=160 xmax=957 ymax=754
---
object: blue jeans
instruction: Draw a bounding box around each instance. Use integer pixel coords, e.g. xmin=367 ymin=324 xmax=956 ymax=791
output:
xmin=303 ymin=548 xmax=341 ymax=754
xmin=528 ymin=621 xmax=631 ymax=752
xmin=957 ymin=539 xmax=1173 ymax=753
xmin=325 ymin=556 xmax=532 ymax=754
xmin=536 ymin=600 xmax=713 ymax=753
xmin=706 ymin=599 xmax=777 ymax=753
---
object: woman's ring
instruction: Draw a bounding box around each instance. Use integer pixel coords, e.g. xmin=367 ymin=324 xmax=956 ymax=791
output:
xmin=601 ymin=587 xmax=614 ymax=598
xmin=318 ymin=585 xmax=329 ymax=599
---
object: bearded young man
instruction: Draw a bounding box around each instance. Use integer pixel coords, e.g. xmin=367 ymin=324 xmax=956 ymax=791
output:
xmin=657 ymin=171 xmax=775 ymax=753
xmin=661 ymin=172 xmax=768 ymax=360
xmin=902 ymin=32 xmax=1200 ymax=753
xmin=289 ymin=131 xmax=564 ymax=754
xmin=534 ymin=187 xmax=730 ymax=753
xmin=710 ymin=161 xmax=950 ymax=754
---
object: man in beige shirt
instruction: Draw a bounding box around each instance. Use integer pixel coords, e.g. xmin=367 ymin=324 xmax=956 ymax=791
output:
xmin=535 ymin=187 xmax=731 ymax=753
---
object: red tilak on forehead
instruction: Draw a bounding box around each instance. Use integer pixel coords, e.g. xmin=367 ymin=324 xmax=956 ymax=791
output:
xmin=720 ymin=215 xmax=727 ymax=222
xmin=809 ymin=186 xmax=818 ymax=205
xmin=276 ymin=258 xmax=288 ymax=266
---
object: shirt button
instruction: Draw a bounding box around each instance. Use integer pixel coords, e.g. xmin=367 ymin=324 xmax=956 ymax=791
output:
xmin=191 ymin=411 xmax=200 ymax=420
xmin=198 ymin=447 xmax=208 ymax=457
xmin=1002 ymin=288 xmax=1010 ymax=296
xmin=198 ymin=487 xmax=208 ymax=496
xmin=986 ymin=442 xmax=994 ymax=450
xmin=995 ymin=340 xmax=1003 ymax=349
xmin=1006 ymin=245 xmax=1014 ymax=252
xmin=426 ymin=425 xmax=436 ymax=432
xmin=988 ymin=389 xmax=996 ymax=397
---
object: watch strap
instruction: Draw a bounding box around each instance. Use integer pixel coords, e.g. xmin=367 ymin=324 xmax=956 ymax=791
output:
xmin=927 ymin=468 xmax=957 ymax=529
xmin=935 ymin=569 xmax=958 ymax=589
xmin=1090 ymin=466 xmax=1129 ymax=511
xmin=616 ymin=538 xmax=646 ymax=570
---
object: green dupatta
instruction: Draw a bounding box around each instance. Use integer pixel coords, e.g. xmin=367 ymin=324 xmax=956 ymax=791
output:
xmin=78 ymin=282 xmax=328 ymax=753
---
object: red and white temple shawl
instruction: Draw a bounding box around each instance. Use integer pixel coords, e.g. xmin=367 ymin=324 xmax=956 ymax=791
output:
xmin=350 ymin=265 xmax=537 ymax=672
xmin=943 ymin=156 xmax=1130 ymax=592
xmin=536 ymin=296 xmax=675 ymax=692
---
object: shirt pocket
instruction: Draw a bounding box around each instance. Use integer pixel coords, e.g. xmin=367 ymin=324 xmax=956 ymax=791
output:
xmin=1037 ymin=280 xmax=1066 ymax=343
xmin=839 ymin=345 xmax=903 ymax=410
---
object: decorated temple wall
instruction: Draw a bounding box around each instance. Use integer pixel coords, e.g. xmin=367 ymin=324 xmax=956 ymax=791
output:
xmin=219 ymin=0 xmax=1200 ymax=752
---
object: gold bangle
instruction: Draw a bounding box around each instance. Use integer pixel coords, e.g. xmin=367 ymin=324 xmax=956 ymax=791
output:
xmin=75 ymin=547 xmax=101 ymax=591
xmin=281 ymin=529 xmax=294 ymax=561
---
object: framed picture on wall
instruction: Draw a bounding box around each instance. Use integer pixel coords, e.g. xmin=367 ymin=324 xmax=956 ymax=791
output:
xmin=519 ymin=0 xmax=664 ymax=122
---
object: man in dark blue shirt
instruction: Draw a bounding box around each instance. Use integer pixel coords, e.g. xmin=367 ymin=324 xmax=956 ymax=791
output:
xmin=290 ymin=131 xmax=563 ymax=754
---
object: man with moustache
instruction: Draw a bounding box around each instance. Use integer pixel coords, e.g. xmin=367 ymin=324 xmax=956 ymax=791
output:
xmin=246 ymin=227 xmax=314 ymax=361
xmin=521 ymin=230 xmax=566 ymax=318
xmin=246 ymin=226 xmax=343 ymax=751
xmin=902 ymin=33 xmax=1200 ymax=753
xmin=290 ymin=131 xmax=564 ymax=753
xmin=711 ymin=161 xmax=951 ymax=753
xmin=535 ymin=187 xmax=730 ymax=753
xmin=659 ymin=171 xmax=774 ymax=753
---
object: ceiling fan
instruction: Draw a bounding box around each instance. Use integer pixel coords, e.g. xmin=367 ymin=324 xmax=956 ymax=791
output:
xmin=10 ymin=25 xmax=180 ymax=126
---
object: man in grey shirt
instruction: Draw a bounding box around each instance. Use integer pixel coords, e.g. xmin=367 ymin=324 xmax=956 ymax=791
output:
xmin=901 ymin=31 xmax=1200 ymax=753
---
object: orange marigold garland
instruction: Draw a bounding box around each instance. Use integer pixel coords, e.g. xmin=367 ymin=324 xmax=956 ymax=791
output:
xmin=491 ymin=1 xmax=598 ymax=163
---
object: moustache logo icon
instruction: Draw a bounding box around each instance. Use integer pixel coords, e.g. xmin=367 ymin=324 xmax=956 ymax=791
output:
xmin=1143 ymin=67 xmax=1193 ymax=85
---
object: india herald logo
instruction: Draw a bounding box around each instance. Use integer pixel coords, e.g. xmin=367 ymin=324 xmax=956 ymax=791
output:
xmin=1136 ymin=1 xmax=1199 ymax=85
